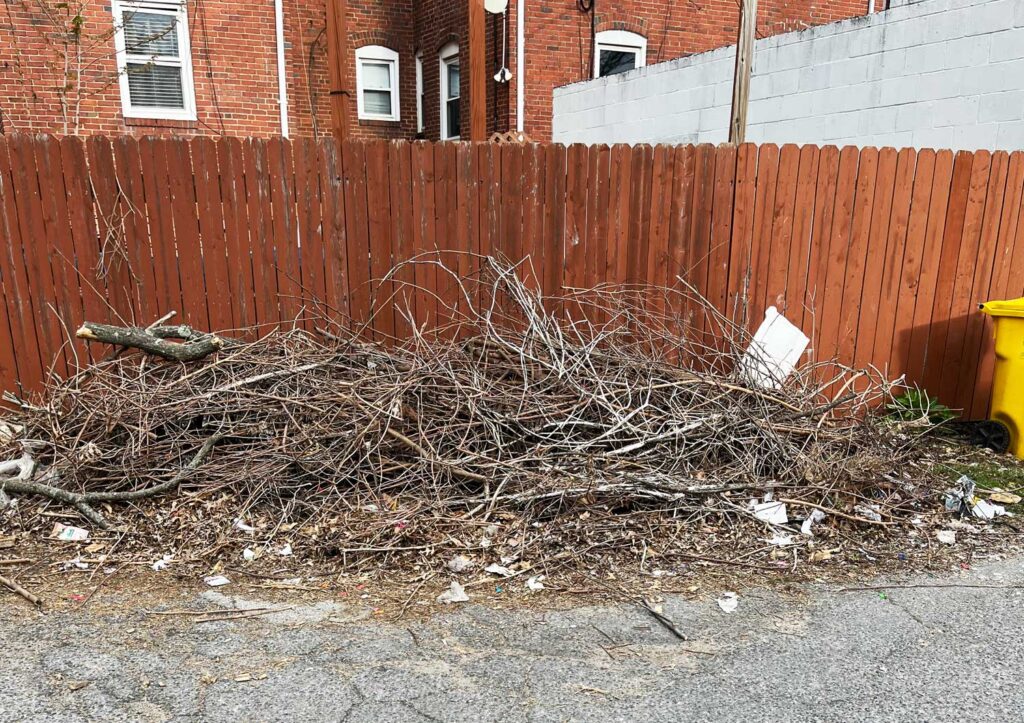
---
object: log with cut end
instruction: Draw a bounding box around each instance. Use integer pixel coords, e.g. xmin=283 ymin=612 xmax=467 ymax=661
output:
xmin=76 ymin=322 xmax=224 ymax=362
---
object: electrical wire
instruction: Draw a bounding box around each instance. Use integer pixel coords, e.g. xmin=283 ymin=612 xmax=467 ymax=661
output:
xmin=193 ymin=0 xmax=227 ymax=135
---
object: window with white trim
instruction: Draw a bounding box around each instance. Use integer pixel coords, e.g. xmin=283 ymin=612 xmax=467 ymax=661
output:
xmin=439 ymin=43 xmax=460 ymax=140
xmin=594 ymin=30 xmax=647 ymax=78
xmin=355 ymin=45 xmax=400 ymax=122
xmin=415 ymin=51 xmax=424 ymax=134
xmin=112 ymin=0 xmax=196 ymax=120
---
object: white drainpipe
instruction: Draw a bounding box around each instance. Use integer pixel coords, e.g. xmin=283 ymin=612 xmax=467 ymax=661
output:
xmin=516 ymin=0 xmax=525 ymax=132
xmin=868 ymin=0 xmax=875 ymax=13
xmin=274 ymin=0 xmax=290 ymax=137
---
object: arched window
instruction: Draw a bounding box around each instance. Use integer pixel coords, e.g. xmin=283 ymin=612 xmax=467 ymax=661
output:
xmin=594 ymin=30 xmax=647 ymax=78
xmin=439 ymin=42 xmax=460 ymax=140
xmin=355 ymin=45 xmax=400 ymax=121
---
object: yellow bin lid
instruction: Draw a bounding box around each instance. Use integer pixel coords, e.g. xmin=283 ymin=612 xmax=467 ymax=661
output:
xmin=980 ymin=297 xmax=1024 ymax=318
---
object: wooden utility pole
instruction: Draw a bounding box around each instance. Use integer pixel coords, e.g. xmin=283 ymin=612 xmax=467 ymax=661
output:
xmin=467 ymin=0 xmax=487 ymax=141
xmin=728 ymin=0 xmax=757 ymax=144
xmin=326 ymin=0 xmax=350 ymax=144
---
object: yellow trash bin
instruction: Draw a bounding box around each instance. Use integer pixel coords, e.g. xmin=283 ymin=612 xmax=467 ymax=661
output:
xmin=980 ymin=297 xmax=1024 ymax=459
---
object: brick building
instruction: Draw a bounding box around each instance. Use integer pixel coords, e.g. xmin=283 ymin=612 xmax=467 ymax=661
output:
xmin=0 ymin=0 xmax=872 ymax=141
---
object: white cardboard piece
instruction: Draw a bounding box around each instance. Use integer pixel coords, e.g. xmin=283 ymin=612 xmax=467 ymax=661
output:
xmin=740 ymin=306 xmax=810 ymax=389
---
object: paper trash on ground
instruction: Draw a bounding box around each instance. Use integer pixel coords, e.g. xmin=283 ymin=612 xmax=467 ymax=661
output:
xmin=801 ymin=509 xmax=826 ymax=536
xmin=437 ymin=581 xmax=470 ymax=604
xmin=485 ymin=563 xmax=515 ymax=577
xmin=51 ymin=523 xmax=90 ymax=542
xmin=152 ymin=554 xmax=173 ymax=571
xmin=945 ymin=475 xmax=1010 ymax=520
xmin=936 ymin=530 xmax=956 ymax=545
xmin=717 ymin=592 xmax=739 ymax=613
xmin=739 ymin=307 xmax=810 ymax=390
xmin=447 ymin=554 xmax=473 ymax=573
xmin=204 ymin=575 xmax=231 ymax=587
xmin=525 ymin=575 xmax=545 ymax=591
xmin=752 ymin=501 xmax=788 ymax=525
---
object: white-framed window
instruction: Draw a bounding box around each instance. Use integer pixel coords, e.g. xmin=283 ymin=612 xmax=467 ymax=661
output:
xmin=415 ymin=51 xmax=424 ymax=134
xmin=355 ymin=45 xmax=400 ymax=122
xmin=593 ymin=30 xmax=647 ymax=79
xmin=439 ymin=42 xmax=460 ymax=140
xmin=111 ymin=0 xmax=196 ymax=120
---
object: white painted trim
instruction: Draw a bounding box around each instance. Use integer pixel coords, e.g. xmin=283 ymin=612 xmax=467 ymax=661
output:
xmin=274 ymin=0 xmax=289 ymax=137
xmin=439 ymin=41 xmax=460 ymax=140
xmin=111 ymin=0 xmax=197 ymax=121
xmin=355 ymin=45 xmax=401 ymax=122
xmin=415 ymin=51 xmax=424 ymax=133
xmin=593 ymin=29 xmax=647 ymax=79
xmin=516 ymin=0 xmax=524 ymax=132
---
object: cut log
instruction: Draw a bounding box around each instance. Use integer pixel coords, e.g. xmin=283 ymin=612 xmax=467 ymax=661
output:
xmin=76 ymin=322 xmax=225 ymax=362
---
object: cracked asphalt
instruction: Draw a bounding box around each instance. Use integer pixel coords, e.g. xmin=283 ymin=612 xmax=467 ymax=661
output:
xmin=4 ymin=556 xmax=1024 ymax=722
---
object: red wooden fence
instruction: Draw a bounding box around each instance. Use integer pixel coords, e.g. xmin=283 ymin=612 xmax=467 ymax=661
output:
xmin=2 ymin=135 xmax=1023 ymax=418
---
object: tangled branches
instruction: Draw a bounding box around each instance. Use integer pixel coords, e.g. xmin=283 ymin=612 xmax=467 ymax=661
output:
xmin=1 ymin=258 xmax=934 ymax=570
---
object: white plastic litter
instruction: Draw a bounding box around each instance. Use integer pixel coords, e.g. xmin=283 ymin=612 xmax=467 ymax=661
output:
xmin=204 ymin=575 xmax=231 ymax=587
xmin=971 ymin=498 xmax=1008 ymax=521
xmin=277 ymin=543 xmax=293 ymax=556
xmin=63 ymin=557 xmax=89 ymax=570
xmin=936 ymin=530 xmax=956 ymax=545
xmin=242 ymin=548 xmax=256 ymax=562
xmin=234 ymin=519 xmax=256 ymax=533
xmin=945 ymin=475 xmax=1010 ymax=520
xmin=717 ymin=591 xmax=739 ymax=613
xmin=51 ymin=523 xmax=90 ymax=542
xmin=739 ymin=307 xmax=810 ymax=389
xmin=484 ymin=563 xmax=515 ymax=577
xmin=447 ymin=554 xmax=473 ymax=573
xmin=801 ymin=509 xmax=826 ymax=536
xmin=525 ymin=575 xmax=545 ymax=592
xmin=853 ymin=504 xmax=883 ymax=523
xmin=767 ymin=533 xmax=794 ymax=546
xmin=437 ymin=581 xmax=470 ymax=604
xmin=752 ymin=501 xmax=788 ymax=525
xmin=151 ymin=554 xmax=173 ymax=571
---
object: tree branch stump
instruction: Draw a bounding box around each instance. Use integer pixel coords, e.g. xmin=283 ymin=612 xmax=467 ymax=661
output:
xmin=76 ymin=322 xmax=224 ymax=362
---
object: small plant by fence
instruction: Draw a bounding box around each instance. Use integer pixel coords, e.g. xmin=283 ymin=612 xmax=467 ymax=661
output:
xmin=1 ymin=135 xmax=1022 ymax=417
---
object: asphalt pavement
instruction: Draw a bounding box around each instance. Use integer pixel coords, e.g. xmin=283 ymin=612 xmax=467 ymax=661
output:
xmin=3 ymin=556 xmax=1023 ymax=722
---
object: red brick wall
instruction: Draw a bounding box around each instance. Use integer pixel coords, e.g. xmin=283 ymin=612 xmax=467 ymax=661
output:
xmin=0 ymin=0 xmax=412 ymax=139
xmin=516 ymin=0 xmax=871 ymax=140
xmin=0 ymin=0 xmax=868 ymax=141
xmin=0 ymin=0 xmax=289 ymax=136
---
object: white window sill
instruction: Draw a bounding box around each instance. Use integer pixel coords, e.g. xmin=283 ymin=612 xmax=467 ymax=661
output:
xmin=122 ymin=109 xmax=197 ymax=122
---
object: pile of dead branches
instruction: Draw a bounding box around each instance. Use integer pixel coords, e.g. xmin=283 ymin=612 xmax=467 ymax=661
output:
xmin=0 ymin=257 xmax=935 ymax=569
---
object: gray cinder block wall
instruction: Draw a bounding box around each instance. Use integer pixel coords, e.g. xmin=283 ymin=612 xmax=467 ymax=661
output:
xmin=551 ymin=0 xmax=1024 ymax=150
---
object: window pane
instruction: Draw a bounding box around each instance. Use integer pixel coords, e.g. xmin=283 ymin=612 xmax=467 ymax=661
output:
xmin=446 ymin=61 xmax=460 ymax=100
xmin=364 ymin=89 xmax=392 ymax=116
xmin=361 ymin=61 xmax=391 ymax=90
xmin=599 ymin=49 xmax=636 ymax=77
xmin=446 ymin=98 xmax=460 ymax=138
xmin=126 ymin=62 xmax=184 ymax=108
xmin=123 ymin=11 xmax=179 ymax=57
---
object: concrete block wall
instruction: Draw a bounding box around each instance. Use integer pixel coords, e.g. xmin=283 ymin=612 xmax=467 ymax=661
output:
xmin=552 ymin=0 xmax=1024 ymax=150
